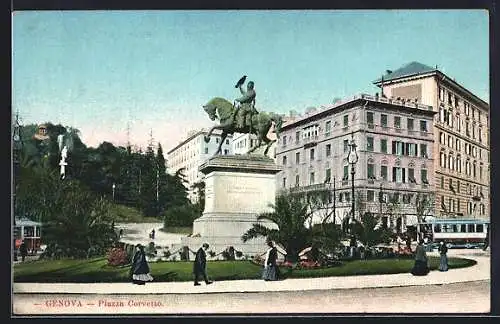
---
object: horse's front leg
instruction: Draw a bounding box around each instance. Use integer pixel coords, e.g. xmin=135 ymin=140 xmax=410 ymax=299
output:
xmin=204 ymin=125 xmax=222 ymax=143
xmin=214 ymin=131 xmax=227 ymax=155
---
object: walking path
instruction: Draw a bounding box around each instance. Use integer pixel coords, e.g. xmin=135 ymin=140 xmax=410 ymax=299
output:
xmin=13 ymin=249 xmax=489 ymax=295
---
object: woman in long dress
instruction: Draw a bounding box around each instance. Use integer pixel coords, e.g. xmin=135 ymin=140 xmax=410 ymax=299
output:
xmin=262 ymin=241 xmax=279 ymax=281
xmin=411 ymin=239 xmax=430 ymax=276
xmin=130 ymin=244 xmax=154 ymax=285
xmin=438 ymin=241 xmax=449 ymax=272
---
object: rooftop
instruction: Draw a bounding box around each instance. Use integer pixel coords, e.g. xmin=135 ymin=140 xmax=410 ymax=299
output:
xmin=373 ymin=61 xmax=436 ymax=83
xmin=281 ymin=93 xmax=434 ymax=131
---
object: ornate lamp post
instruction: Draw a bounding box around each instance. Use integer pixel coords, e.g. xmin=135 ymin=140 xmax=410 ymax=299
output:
xmin=347 ymin=132 xmax=359 ymax=225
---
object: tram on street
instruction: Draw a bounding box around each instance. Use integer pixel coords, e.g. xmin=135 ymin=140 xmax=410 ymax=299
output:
xmin=416 ymin=218 xmax=489 ymax=249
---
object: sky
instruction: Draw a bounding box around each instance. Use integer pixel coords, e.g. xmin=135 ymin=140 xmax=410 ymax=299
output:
xmin=12 ymin=10 xmax=489 ymax=152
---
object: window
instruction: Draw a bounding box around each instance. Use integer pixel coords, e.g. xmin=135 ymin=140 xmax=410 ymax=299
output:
xmin=381 ymin=165 xmax=388 ymax=181
xmin=216 ymin=138 xmax=220 ymax=144
xmin=421 ymin=169 xmax=428 ymax=184
xmin=295 ymin=131 xmax=300 ymax=143
xmin=467 ymin=224 xmax=475 ymax=233
xmin=479 ymin=128 xmax=482 ymax=143
xmin=392 ymin=141 xmax=404 ymax=155
xmin=226 ymin=139 xmax=229 ymax=145
xmin=204 ymin=147 xmax=209 ymax=154
xmin=282 ymin=177 xmax=286 ymax=188
xmin=457 ymin=116 xmax=461 ymax=132
xmin=326 ymin=144 xmax=331 ymax=157
xmin=224 ymin=149 xmax=229 ymax=155
xmin=439 ymin=106 xmax=446 ymax=123
xmin=408 ymin=168 xmax=415 ymax=183
xmin=325 ymin=121 xmax=331 ymax=136
xmin=466 ymin=122 xmax=470 ymax=137
xmin=407 ymin=118 xmax=414 ymax=130
xmin=295 ymin=174 xmax=300 ymax=187
xmin=407 ymin=143 xmax=417 ymax=157
xmin=380 ymin=139 xmax=387 ymax=153
xmin=440 ymin=176 xmax=444 ymax=189
xmin=392 ymin=167 xmax=403 ymax=183
xmin=420 ymin=120 xmax=428 ymax=132
xmin=449 ymin=155 xmax=454 ymax=171
xmin=295 ymin=152 xmax=300 ymax=164
xmin=367 ymin=163 xmax=375 ymax=179
xmin=366 ymin=112 xmax=374 ymax=125
xmin=343 ymin=139 xmax=349 ymax=153
xmin=440 ymin=132 xmax=445 ymax=145
xmin=343 ymin=115 xmax=349 ymax=127
xmin=282 ymin=156 xmax=287 ymax=166
xmin=394 ymin=116 xmax=401 ymax=128
xmin=310 ymin=148 xmax=315 ymax=161
xmin=367 ymin=137 xmax=374 ymax=151
xmin=479 ymin=165 xmax=483 ymax=180
xmin=381 ymin=114 xmax=388 ymax=127
xmin=343 ymin=165 xmax=349 ymax=180
xmin=440 ymin=152 xmax=446 ymax=168
xmin=448 ymin=92 xmax=453 ymax=105
xmin=420 ymin=144 xmax=427 ymax=158
xmin=367 ymin=190 xmax=375 ymax=202
xmin=456 ymin=139 xmax=460 ymax=151
xmin=310 ymin=172 xmax=315 ymax=184
xmin=477 ymin=224 xmax=484 ymax=233
xmin=325 ymin=168 xmax=331 ymax=183
xmin=447 ymin=135 xmax=452 ymax=148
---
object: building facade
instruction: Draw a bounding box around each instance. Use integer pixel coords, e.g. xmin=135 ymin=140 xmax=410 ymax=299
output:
xmin=374 ymin=62 xmax=490 ymax=220
xmin=167 ymin=130 xmax=233 ymax=202
xmin=275 ymin=94 xmax=436 ymax=231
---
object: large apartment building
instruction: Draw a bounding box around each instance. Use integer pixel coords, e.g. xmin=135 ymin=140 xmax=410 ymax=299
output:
xmin=167 ymin=130 xmax=233 ymax=202
xmin=275 ymin=94 xmax=436 ymax=231
xmin=374 ymin=62 xmax=490 ymax=220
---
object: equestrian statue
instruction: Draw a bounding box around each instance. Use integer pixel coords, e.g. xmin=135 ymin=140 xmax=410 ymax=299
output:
xmin=203 ymin=77 xmax=283 ymax=156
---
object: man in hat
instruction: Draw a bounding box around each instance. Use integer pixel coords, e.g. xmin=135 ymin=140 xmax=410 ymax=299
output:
xmin=193 ymin=243 xmax=213 ymax=286
xmin=235 ymin=80 xmax=257 ymax=134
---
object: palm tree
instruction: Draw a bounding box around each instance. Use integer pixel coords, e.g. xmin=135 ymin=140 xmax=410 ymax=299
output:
xmin=241 ymin=191 xmax=313 ymax=262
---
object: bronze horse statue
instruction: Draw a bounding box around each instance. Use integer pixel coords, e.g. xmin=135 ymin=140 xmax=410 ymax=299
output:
xmin=203 ymin=97 xmax=283 ymax=156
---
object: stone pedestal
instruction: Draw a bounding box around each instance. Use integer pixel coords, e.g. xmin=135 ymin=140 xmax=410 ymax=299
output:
xmin=181 ymin=155 xmax=282 ymax=257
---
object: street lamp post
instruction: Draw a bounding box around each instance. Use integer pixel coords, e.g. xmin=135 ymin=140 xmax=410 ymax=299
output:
xmin=12 ymin=113 xmax=22 ymax=261
xmin=347 ymin=132 xmax=359 ymax=225
xmin=112 ymin=183 xmax=116 ymax=201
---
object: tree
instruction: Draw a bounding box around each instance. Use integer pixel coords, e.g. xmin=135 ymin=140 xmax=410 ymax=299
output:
xmin=241 ymin=191 xmax=314 ymax=262
xmin=351 ymin=212 xmax=392 ymax=249
xmin=415 ymin=192 xmax=435 ymax=223
xmin=42 ymin=180 xmax=117 ymax=258
xmin=191 ymin=180 xmax=206 ymax=213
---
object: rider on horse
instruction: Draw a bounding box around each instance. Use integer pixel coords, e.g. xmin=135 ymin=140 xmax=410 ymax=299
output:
xmin=234 ymin=80 xmax=257 ymax=134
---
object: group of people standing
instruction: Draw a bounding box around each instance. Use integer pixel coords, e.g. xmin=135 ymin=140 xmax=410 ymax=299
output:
xmin=128 ymin=240 xmax=282 ymax=286
xmin=411 ymin=239 xmax=449 ymax=276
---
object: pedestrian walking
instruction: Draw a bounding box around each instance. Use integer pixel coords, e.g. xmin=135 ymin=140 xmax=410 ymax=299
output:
xmin=262 ymin=241 xmax=279 ymax=281
xmin=130 ymin=244 xmax=153 ymax=285
xmin=411 ymin=239 xmax=430 ymax=276
xmin=438 ymin=241 xmax=448 ymax=272
xmin=193 ymin=243 xmax=213 ymax=286
xmin=19 ymin=240 xmax=28 ymax=262
xmin=150 ymin=229 xmax=155 ymax=240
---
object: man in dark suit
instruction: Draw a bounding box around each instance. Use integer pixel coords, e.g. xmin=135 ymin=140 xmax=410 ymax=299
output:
xmin=193 ymin=243 xmax=213 ymax=286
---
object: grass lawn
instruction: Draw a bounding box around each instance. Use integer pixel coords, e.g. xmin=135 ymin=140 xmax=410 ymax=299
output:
xmin=159 ymin=227 xmax=192 ymax=235
xmin=13 ymin=256 xmax=476 ymax=283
